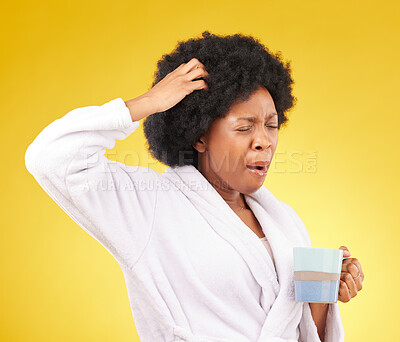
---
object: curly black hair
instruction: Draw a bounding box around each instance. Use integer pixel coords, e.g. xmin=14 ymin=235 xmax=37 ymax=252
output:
xmin=143 ymin=30 xmax=297 ymax=169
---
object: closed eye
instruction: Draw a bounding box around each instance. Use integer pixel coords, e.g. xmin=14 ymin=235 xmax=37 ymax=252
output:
xmin=237 ymin=124 xmax=278 ymax=132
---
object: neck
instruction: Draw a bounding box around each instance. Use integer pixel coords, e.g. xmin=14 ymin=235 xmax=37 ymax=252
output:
xmin=213 ymin=186 xmax=246 ymax=209
xmin=197 ymin=163 xmax=247 ymax=210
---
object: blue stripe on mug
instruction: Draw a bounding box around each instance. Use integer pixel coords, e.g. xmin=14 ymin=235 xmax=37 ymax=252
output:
xmin=295 ymin=280 xmax=340 ymax=303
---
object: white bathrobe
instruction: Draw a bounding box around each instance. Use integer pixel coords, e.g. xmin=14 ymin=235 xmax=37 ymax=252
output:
xmin=24 ymin=97 xmax=345 ymax=342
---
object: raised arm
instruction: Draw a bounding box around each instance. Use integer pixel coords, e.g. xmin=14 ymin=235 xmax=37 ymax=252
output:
xmin=25 ymin=96 xmax=161 ymax=270
xmin=25 ymin=58 xmax=209 ymax=270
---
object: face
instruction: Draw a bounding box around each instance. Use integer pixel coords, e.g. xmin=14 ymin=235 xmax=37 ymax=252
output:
xmin=193 ymin=85 xmax=279 ymax=195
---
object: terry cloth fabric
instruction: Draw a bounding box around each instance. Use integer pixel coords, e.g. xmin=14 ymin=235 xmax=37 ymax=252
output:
xmin=25 ymin=97 xmax=345 ymax=342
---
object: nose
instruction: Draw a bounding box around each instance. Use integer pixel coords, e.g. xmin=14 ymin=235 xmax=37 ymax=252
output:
xmin=252 ymin=128 xmax=273 ymax=151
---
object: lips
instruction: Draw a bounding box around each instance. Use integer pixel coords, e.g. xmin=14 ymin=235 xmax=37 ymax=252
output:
xmin=246 ymin=164 xmax=267 ymax=171
xmin=246 ymin=160 xmax=270 ymax=170
xmin=246 ymin=162 xmax=270 ymax=177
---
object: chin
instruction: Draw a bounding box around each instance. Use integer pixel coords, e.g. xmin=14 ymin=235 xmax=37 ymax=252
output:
xmin=234 ymin=172 xmax=266 ymax=194
xmin=250 ymin=185 xmax=264 ymax=194
xmin=239 ymin=182 xmax=265 ymax=195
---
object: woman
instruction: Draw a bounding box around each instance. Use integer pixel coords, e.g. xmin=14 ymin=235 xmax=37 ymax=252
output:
xmin=25 ymin=31 xmax=363 ymax=342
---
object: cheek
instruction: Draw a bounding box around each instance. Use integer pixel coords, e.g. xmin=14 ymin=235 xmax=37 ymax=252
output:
xmin=271 ymin=133 xmax=278 ymax=153
xmin=208 ymin=138 xmax=246 ymax=172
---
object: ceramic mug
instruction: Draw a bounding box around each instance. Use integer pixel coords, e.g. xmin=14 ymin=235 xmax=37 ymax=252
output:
xmin=293 ymin=247 xmax=348 ymax=303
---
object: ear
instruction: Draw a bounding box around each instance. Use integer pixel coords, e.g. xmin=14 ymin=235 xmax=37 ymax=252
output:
xmin=192 ymin=134 xmax=207 ymax=153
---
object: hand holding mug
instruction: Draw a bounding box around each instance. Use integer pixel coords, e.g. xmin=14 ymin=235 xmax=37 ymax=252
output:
xmin=338 ymin=246 xmax=364 ymax=303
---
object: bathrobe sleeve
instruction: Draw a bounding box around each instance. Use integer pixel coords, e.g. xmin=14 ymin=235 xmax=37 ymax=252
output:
xmin=25 ymin=98 xmax=160 ymax=270
xmin=280 ymin=201 xmax=345 ymax=342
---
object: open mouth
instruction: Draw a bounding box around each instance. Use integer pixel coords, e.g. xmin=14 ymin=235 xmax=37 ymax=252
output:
xmin=246 ymin=164 xmax=268 ymax=176
xmin=247 ymin=165 xmax=265 ymax=171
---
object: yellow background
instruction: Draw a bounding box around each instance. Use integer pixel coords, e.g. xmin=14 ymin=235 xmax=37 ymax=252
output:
xmin=2 ymin=0 xmax=399 ymax=340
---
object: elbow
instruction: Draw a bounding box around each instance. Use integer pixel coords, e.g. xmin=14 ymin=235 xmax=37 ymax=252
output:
xmin=25 ymin=142 xmax=39 ymax=175
xmin=24 ymin=140 xmax=49 ymax=176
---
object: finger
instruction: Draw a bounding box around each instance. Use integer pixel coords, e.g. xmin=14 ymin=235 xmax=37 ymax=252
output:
xmin=353 ymin=274 xmax=363 ymax=292
xmin=338 ymin=280 xmax=351 ymax=303
xmin=341 ymin=258 xmax=353 ymax=271
xmin=341 ymin=271 xmax=358 ymax=298
xmin=189 ymin=79 xmax=209 ymax=91
xmin=351 ymin=258 xmax=365 ymax=282
xmin=348 ymin=259 xmax=364 ymax=290
xmin=341 ymin=258 xmax=364 ymax=286
xmin=339 ymin=245 xmax=351 ymax=257
xmin=186 ymin=66 xmax=209 ymax=82
xmin=180 ymin=58 xmax=205 ymax=74
xmin=346 ymin=262 xmax=360 ymax=278
xmin=175 ymin=62 xmax=188 ymax=72
xmin=191 ymin=63 xmax=207 ymax=73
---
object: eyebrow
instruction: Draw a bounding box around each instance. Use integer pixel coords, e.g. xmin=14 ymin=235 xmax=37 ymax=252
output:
xmin=234 ymin=112 xmax=278 ymax=123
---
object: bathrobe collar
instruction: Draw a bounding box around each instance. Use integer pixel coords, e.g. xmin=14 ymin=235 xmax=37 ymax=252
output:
xmin=163 ymin=164 xmax=307 ymax=341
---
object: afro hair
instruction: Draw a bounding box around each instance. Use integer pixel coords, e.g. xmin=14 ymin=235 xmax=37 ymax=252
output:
xmin=143 ymin=30 xmax=297 ymax=169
